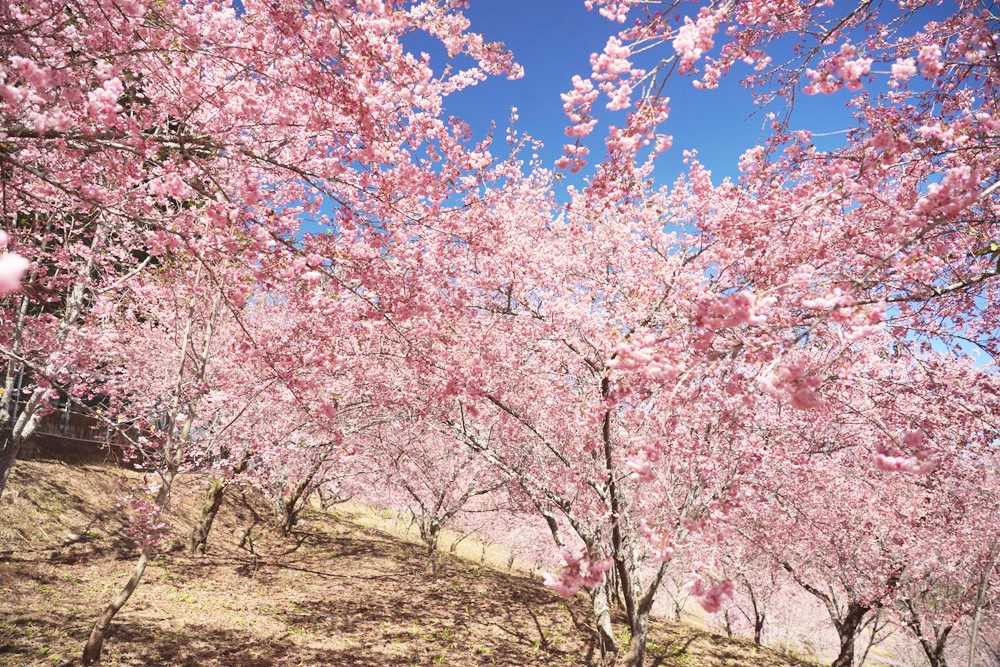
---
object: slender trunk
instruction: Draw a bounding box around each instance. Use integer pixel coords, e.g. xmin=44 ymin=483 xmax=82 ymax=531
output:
xmin=189 ymin=452 xmax=250 ymax=553
xmin=754 ymin=612 xmax=766 ymax=647
xmin=919 ymin=627 xmax=951 ymax=667
xmin=904 ymin=598 xmax=951 ymax=667
xmin=427 ymin=544 xmax=436 ymax=575
xmin=449 ymin=529 xmax=471 ymax=554
xmin=277 ymin=498 xmax=297 ymax=536
xmin=590 ymin=579 xmax=618 ymax=666
xmin=83 ymin=473 xmax=173 ymax=664
xmin=0 ymin=436 xmax=18 ymax=497
xmin=745 ymin=576 xmax=766 ymax=646
xmin=607 ymin=563 xmax=625 ymax=610
xmin=831 ymin=602 xmax=870 ymax=667
xmin=83 ymin=269 xmax=218 ymax=664
xmin=423 ymin=522 xmax=441 ymax=576
xmin=622 ymin=560 xmax=669 ymax=667
xmin=82 ymin=543 xmax=153 ymax=665
xmin=276 ymin=448 xmax=329 ymax=535
xmin=601 ymin=392 xmax=638 ymax=632
xmin=599 ymin=375 xmax=651 ymax=665
xmin=969 ymin=541 xmax=1000 ymax=667
xmin=857 ymin=612 xmax=878 ymax=667
xmin=188 ymin=478 xmax=226 ymax=554
xmin=0 ymin=386 xmax=46 ymax=497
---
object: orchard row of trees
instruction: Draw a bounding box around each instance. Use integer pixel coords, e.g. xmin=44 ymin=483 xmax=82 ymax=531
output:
xmin=1 ymin=1 xmax=997 ymax=666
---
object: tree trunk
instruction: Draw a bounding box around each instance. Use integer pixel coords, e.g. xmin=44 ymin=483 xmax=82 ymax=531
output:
xmin=831 ymin=602 xmax=870 ymax=667
xmin=188 ymin=478 xmax=226 ymax=554
xmin=913 ymin=623 xmax=951 ymax=667
xmin=0 ymin=437 xmax=18 ymax=498
xmin=0 ymin=387 xmax=45 ymax=498
xmin=744 ymin=577 xmax=766 ymax=647
xmin=189 ymin=453 xmax=249 ymax=553
xmin=479 ymin=540 xmax=490 ymax=563
xmin=422 ymin=522 xmax=441 ymax=575
xmin=275 ymin=492 xmax=304 ymax=536
xmin=82 ymin=542 xmax=152 ymax=664
xmin=754 ymin=612 xmax=766 ymax=647
xmin=83 ymin=471 xmax=173 ymax=664
xmin=619 ymin=612 xmax=650 ymax=667
xmin=277 ymin=498 xmax=297 ymax=536
xmin=590 ymin=580 xmax=618 ymax=666
xmin=83 ymin=268 xmax=217 ymax=664
xmin=275 ymin=449 xmax=329 ymax=536
xmin=924 ymin=637 xmax=949 ymax=667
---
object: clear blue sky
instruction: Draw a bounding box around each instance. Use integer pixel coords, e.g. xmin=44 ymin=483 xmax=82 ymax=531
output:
xmin=417 ymin=1 xmax=954 ymax=192
xmin=415 ymin=1 xmax=794 ymax=189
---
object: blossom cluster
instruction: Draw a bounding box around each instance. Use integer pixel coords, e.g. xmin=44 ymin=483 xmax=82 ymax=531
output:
xmin=542 ymin=549 xmax=613 ymax=597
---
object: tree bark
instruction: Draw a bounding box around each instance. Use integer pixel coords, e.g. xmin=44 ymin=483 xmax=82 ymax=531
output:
xmin=421 ymin=521 xmax=441 ymax=575
xmin=754 ymin=612 xmax=766 ymax=647
xmin=744 ymin=576 xmax=766 ymax=646
xmin=189 ymin=453 xmax=250 ymax=553
xmin=920 ymin=626 xmax=951 ymax=667
xmin=590 ymin=579 xmax=618 ymax=666
xmin=276 ymin=498 xmax=298 ymax=536
xmin=831 ymin=601 xmax=870 ymax=667
xmin=275 ymin=447 xmax=329 ymax=536
xmin=619 ymin=612 xmax=650 ymax=667
xmin=0 ymin=387 xmax=45 ymax=497
xmin=83 ymin=472 xmax=173 ymax=664
xmin=82 ymin=542 xmax=153 ymax=665
xmin=188 ymin=478 xmax=225 ymax=554
xmin=0 ymin=437 xmax=18 ymax=498
xmin=903 ymin=598 xmax=951 ymax=667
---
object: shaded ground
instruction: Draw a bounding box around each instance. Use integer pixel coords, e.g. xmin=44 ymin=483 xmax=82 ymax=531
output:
xmin=0 ymin=460 xmax=814 ymax=666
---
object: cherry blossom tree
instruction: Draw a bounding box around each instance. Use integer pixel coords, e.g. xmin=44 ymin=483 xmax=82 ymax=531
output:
xmin=0 ymin=0 xmax=521 ymax=493
xmin=726 ymin=345 xmax=1000 ymax=667
xmin=355 ymin=411 xmax=506 ymax=575
xmin=713 ymin=537 xmax=784 ymax=647
xmin=535 ymin=8 xmax=1000 ymax=665
xmin=566 ymin=0 xmax=998 ymax=392
xmin=80 ymin=258 xmax=234 ymax=664
xmin=0 ymin=201 xmax=150 ymax=496
xmin=386 ymin=155 xmax=776 ymax=666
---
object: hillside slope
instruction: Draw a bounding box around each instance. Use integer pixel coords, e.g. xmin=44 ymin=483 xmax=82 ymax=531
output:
xmin=0 ymin=460 xmax=814 ymax=666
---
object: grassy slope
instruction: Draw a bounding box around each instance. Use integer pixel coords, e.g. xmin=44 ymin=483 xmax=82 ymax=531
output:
xmin=0 ymin=460 xmax=815 ymax=667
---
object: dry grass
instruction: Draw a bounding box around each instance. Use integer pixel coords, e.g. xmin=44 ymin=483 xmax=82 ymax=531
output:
xmin=0 ymin=460 xmax=816 ymax=666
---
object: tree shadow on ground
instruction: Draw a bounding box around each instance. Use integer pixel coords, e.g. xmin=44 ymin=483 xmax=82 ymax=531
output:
xmin=2 ymin=462 xmax=818 ymax=667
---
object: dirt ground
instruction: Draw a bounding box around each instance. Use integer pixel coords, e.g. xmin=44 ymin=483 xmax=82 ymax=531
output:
xmin=0 ymin=460 xmax=814 ymax=666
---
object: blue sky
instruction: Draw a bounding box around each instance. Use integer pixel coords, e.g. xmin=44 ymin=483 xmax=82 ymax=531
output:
xmin=419 ymin=1 xmax=799 ymax=188
xmin=418 ymin=1 xmax=956 ymax=192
